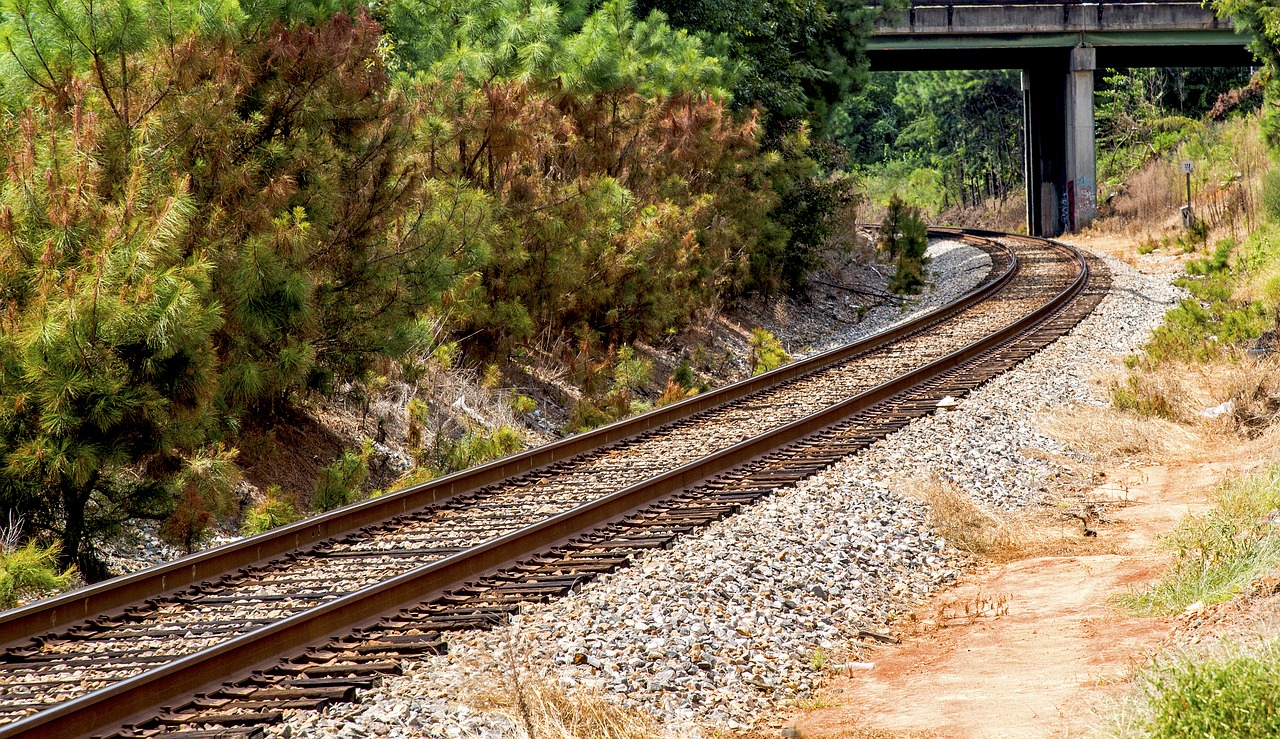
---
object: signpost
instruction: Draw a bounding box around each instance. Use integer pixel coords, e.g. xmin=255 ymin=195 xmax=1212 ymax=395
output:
xmin=1181 ymin=160 xmax=1194 ymax=229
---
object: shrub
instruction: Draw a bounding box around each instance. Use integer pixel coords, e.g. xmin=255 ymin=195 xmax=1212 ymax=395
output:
xmin=311 ymin=443 xmax=372 ymax=512
xmin=242 ymin=486 xmax=302 ymax=536
xmin=748 ymin=328 xmax=791 ymax=375
xmin=0 ymin=540 xmax=76 ymax=609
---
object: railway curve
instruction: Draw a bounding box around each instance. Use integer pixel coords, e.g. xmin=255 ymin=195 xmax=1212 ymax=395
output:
xmin=0 ymin=228 xmax=1110 ymax=739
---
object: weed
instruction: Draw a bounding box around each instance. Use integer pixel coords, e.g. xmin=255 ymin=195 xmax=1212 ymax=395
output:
xmin=1118 ymin=466 xmax=1280 ymax=616
xmin=241 ymin=485 xmax=303 ymax=536
xmin=1108 ymin=636 xmax=1280 ymax=738
xmin=749 ymin=328 xmax=791 ymax=375
xmin=810 ymin=645 xmax=828 ymax=671
xmin=1110 ymin=373 xmax=1179 ymax=419
xmin=934 ymin=590 xmax=1012 ymax=627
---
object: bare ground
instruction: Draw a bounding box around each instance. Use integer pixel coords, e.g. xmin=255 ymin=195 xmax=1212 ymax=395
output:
xmin=783 ymin=463 xmax=1227 ymax=738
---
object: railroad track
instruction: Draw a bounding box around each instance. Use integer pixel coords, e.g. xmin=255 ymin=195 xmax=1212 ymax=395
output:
xmin=0 ymin=229 xmax=1109 ymax=739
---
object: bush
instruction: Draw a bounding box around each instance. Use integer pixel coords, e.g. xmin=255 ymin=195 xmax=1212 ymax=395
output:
xmin=242 ymin=486 xmax=302 ymax=536
xmin=0 ymin=540 xmax=76 ymax=609
xmin=311 ymin=443 xmax=371 ymax=512
xmin=748 ymin=329 xmax=791 ymax=375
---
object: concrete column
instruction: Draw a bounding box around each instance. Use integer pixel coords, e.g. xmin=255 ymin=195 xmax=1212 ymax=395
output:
xmin=1022 ymin=66 xmax=1065 ymax=237
xmin=1064 ymin=46 xmax=1097 ymax=233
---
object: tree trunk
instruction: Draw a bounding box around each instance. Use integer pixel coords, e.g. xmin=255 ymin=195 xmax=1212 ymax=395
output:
xmin=60 ymin=472 xmax=108 ymax=582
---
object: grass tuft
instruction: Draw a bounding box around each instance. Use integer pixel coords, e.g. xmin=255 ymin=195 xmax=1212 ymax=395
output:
xmin=1118 ymin=466 xmax=1280 ymax=616
xmin=1107 ymin=636 xmax=1280 ymax=738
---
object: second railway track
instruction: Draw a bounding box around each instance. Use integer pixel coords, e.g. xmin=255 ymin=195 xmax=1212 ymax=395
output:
xmin=0 ymin=228 xmax=1110 ymax=739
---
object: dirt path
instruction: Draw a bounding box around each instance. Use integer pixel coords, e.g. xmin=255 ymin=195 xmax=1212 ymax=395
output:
xmin=785 ymin=463 xmax=1228 ymax=738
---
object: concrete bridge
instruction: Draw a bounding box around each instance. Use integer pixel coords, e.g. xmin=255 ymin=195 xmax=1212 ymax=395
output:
xmin=867 ymin=1 xmax=1254 ymax=236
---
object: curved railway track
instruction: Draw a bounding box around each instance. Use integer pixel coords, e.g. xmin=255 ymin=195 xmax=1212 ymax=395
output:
xmin=0 ymin=228 xmax=1110 ymax=739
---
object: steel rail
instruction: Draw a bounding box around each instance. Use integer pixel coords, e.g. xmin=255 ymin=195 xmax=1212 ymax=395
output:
xmin=0 ymin=228 xmax=1015 ymax=649
xmin=0 ymin=232 xmax=1092 ymax=739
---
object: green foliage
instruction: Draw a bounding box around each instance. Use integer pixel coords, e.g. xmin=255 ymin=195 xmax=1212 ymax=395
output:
xmin=879 ymin=193 xmax=930 ymax=294
xmin=241 ymin=485 xmax=302 ymax=536
xmin=161 ymin=445 xmax=242 ymax=554
xmin=311 ymin=442 xmax=371 ymax=512
xmin=887 ymin=70 xmax=1024 ymax=209
xmin=1209 ymin=0 xmax=1280 ymax=149
xmin=0 ymin=100 xmax=221 ymax=578
xmin=419 ymin=425 xmax=525 ymax=478
xmin=1119 ymin=467 xmax=1280 ymax=617
xmin=1142 ymin=644 xmax=1280 ymax=738
xmin=391 ymin=0 xmax=728 ymax=97
xmin=1109 ymin=375 xmax=1178 ymax=420
xmin=612 ymin=346 xmax=653 ymax=392
xmin=562 ymin=343 xmax=655 ymax=431
xmin=1133 ymin=229 xmax=1280 ymax=368
xmin=639 ymin=0 xmax=880 ymax=130
xmin=1111 ymin=634 xmax=1280 ymax=738
xmin=748 ymin=128 xmax=858 ymax=295
xmin=1186 ymin=239 xmax=1234 ymax=276
xmin=0 ymin=539 xmax=76 ymax=609
xmin=672 ymin=359 xmax=707 ymax=393
xmin=1263 ymin=169 xmax=1280 ymax=223
xmin=509 ymin=393 xmax=538 ymax=416
xmin=1138 ymin=298 xmax=1266 ymax=365
xmin=748 ymin=328 xmax=790 ymax=376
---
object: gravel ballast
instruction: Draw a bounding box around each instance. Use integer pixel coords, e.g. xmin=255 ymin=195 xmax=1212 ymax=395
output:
xmin=276 ymin=244 xmax=1182 ymax=738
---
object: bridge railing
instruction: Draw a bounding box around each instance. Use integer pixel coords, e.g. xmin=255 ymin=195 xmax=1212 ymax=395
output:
xmin=870 ymin=0 xmax=1227 ymax=35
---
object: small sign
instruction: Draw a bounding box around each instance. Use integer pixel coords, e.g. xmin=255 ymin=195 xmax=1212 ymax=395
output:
xmin=1182 ymin=161 xmax=1194 ymax=174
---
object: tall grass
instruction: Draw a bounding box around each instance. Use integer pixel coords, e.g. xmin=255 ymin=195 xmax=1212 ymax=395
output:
xmin=1108 ymin=636 xmax=1280 ymax=738
xmin=1100 ymin=114 xmax=1267 ymax=238
xmin=1118 ymin=466 xmax=1280 ymax=616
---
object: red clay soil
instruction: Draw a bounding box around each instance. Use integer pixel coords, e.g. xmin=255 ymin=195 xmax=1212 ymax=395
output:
xmin=784 ymin=463 xmax=1227 ymax=739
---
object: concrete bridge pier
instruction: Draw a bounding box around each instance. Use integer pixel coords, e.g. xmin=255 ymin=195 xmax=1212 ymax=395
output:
xmin=1023 ymin=45 xmax=1097 ymax=237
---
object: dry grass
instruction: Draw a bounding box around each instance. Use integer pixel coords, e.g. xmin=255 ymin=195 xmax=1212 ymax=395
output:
xmin=901 ymin=477 xmax=1114 ymax=565
xmin=1042 ymin=356 xmax=1280 ymax=464
xmin=1092 ymin=114 xmax=1267 ymax=244
xmin=462 ymin=641 xmax=681 ymax=739
xmin=732 ymin=727 xmax=936 ymax=739
xmin=1040 ymin=406 xmax=1208 ymax=462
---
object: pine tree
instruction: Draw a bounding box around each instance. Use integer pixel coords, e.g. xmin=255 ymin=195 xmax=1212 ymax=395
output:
xmin=0 ymin=98 xmax=222 ymax=577
xmin=879 ymin=193 xmax=929 ymax=294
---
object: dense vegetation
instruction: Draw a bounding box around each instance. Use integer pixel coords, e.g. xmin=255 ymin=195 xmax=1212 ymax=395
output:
xmin=0 ymin=0 xmax=881 ymax=583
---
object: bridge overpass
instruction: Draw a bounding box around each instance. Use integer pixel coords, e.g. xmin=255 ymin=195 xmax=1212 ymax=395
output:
xmin=867 ymin=1 xmax=1254 ymax=236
